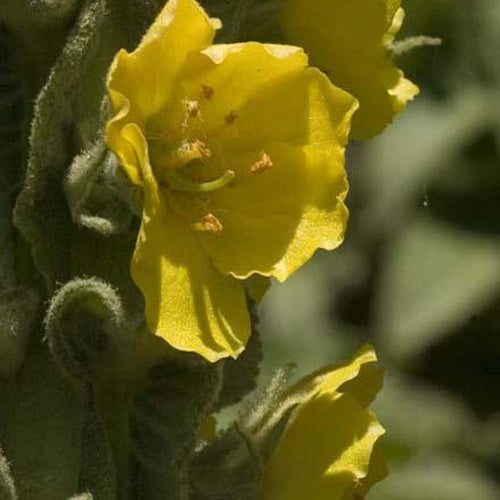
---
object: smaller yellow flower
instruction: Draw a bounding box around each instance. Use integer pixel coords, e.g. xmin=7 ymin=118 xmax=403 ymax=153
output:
xmin=260 ymin=345 xmax=387 ymax=499
xmin=282 ymin=0 xmax=419 ymax=140
xmin=106 ymin=0 xmax=358 ymax=361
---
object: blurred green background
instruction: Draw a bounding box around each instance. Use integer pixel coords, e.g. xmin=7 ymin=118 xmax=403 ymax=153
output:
xmin=257 ymin=1 xmax=500 ymax=498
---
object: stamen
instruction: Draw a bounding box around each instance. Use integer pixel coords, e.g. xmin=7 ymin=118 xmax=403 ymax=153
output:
xmin=250 ymin=152 xmax=273 ymax=174
xmin=225 ymin=110 xmax=238 ymax=124
xmin=191 ymin=139 xmax=211 ymax=159
xmin=168 ymin=169 xmax=235 ymax=193
xmin=199 ymin=213 xmax=223 ymax=234
xmin=170 ymin=140 xmax=211 ymax=168
xmin=201 ymin=85 xmax=214 ymax=100
xmin=185 ymin=99 xmax=200 ymax=118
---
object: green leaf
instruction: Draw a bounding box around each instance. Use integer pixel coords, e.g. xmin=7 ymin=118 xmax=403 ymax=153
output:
xmin=215 ymin=303 xmax=263 ymax=410
xmin=0 ymin=0 xmax=83 ymax=28
xmin=0 ymin=335 xmax=86 ymax=500
xmin=202 ymin=0 xmax=285 ymax=43
xmin=0 ymin=445 xmax=17 ymax=500
xmin=130 ymin=356 xmax=222 ymax=499
xmin=13 ymin=0 xmax=108 ymax=289
xmin=190 ymin=425 xmax=261 ymax=500
xmin=0 ymin=29 xmax=30 ymax=289
xmin=0 ymin=286 xmax=40 ymax=377
xmin=77 ymin=394 xmax=117 ymax=500
xmin=12 ymin=0 xmax=161 ymax=297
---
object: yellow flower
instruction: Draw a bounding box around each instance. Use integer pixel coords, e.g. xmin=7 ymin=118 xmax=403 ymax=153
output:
xmin=106 ymin=0 xmax=357 ymax=362
xmin=260 ymin=345 xmax=387 ymax=499
xmin=282 ymin=0 xmax=419 ymax=140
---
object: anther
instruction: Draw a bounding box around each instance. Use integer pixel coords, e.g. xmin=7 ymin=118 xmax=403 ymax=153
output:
xmin=185 ymin=99 xmax=199 ymax=118
xmin=200 ymin=213 xmax=223 ymax=234
xmin=250 ymin=152 xmax=273 ymax=174
xmin=225 ymin=110 xmax=238 ymax=124
xmin=192 ymin=139 xmax=211 ymax=159
xmin=201 ymin=85 xmax=214 ymax=100
xmin=169 ymin=140 xmax=212 ymax=169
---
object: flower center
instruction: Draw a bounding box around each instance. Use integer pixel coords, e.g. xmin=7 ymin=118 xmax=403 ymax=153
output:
xmin=151 ymin=92 xmax=237 ymax=195
xmin=156 ymin=137 xmax=235 ymax=193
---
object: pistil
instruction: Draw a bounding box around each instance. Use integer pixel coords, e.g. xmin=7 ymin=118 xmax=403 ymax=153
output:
xmin=167 ymin=168 xmax=235 ymax=193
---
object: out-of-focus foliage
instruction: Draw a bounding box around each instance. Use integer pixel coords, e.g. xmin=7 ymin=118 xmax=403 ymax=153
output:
xmin=256 ymin=0 xmax=500 ymax=497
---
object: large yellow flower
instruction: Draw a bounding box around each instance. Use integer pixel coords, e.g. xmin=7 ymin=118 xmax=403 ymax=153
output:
xmin=282 ymin=0 xmax=419 ymax=140
xmin=260 ymin=345 xmax=387 ymax=499
xmin=106 ymin=0 xmax=357 ymax=362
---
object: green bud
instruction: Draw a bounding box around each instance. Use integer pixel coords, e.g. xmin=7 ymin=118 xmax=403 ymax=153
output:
xmin=44 ymin=277 xmax=132 ymax=382
xmin=64 ymin=136 xmax=135 ymax=237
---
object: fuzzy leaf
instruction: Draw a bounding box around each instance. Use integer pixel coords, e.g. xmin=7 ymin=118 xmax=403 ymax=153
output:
xmin=0 ymin=28 xmax=29 ymax=288
xmin=0 ymin=286 xmax=40 ymax=377
xmin=0 ymin=445 xmax=17 ymax=500
xmin=130 ymin=356 xmax=222 ymax=499
xmin=12 ymin=0 xmax=161 ymax=300
xmin=202 ymin=0 xmax=285 ymax=43
xmin=13 ymin=0 xmax=108 ymax=289
xmin=77 ymin=393 xmax=117 ymax=500
xmin=215 ymin=304 xmax=263 ymax=410
xmin=0 ymin=335 xmax=86 ymax=500
xmin=190 ymin=425 xmax=260 ymax=500
xmin=0 ymin=0 xmax=83 ymax=28
xmin=190 ymin=362 xmax=297 ymax=500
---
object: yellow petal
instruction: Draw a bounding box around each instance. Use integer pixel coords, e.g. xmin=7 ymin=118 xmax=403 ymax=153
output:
xmin=288 ymin=345 xmax=382 ymax=405
xmin=106 ymin=0 xmax=216 ymax=184
xmin=260 ymin=346 xmax=386 ymax=499
xmin=121 ymin=123 xmax=250 ymax=362
xmin=144 ymin=42 xmax=310 ymax=169
xmin=260 ymin=392 xmax=385 ymax=500
xmin=168 ymin=44 xmax=356 ymax=281
xmin=201 ymin=140 xmax=350 ymax=283
xmin=337 ymin=357 xmax=385 ymax=408
xmin=355 ymin=441 xmax=388 ymax=497
xmin=282 ymin=0 xmax=419 ymax=140
xmin=179 ymin=43 xmax=309 ymax=144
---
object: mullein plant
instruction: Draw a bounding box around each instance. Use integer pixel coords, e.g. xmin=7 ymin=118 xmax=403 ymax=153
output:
xmin=0 ymin=0 xmax=417 ymax=499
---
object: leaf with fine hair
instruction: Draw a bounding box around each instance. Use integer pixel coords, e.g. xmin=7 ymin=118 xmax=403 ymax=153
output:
xmin=0 ymin=445 xmax=17 ymax=500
